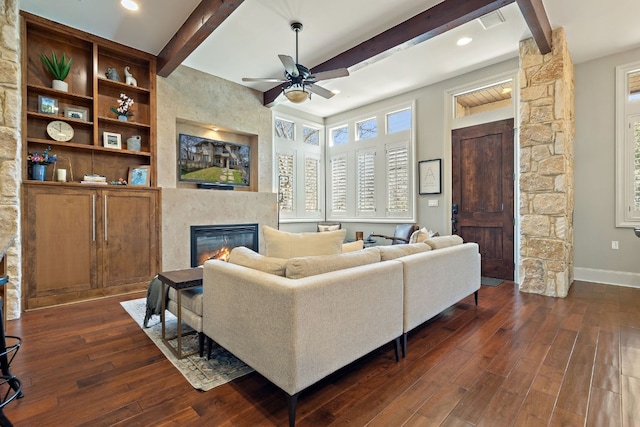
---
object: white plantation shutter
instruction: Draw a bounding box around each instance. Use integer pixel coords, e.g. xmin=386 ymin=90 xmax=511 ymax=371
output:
xmin=387 ymin=144 xmax=409 ymax=213
xmin=357 ymin=150 xmax=376 ymax=215
xmin=277 ymin=153 xmax=294 ymax=213
xmin=304 ymin=156 xmax=320 ymax=213
xmin=330 ymin=155 xmax=347 ymax=214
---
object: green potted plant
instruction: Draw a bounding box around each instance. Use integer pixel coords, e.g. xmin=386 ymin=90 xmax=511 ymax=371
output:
xmin=40 ymin=51 xmax=72 ymax=92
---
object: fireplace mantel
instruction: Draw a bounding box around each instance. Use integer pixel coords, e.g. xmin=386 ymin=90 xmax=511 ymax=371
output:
xmin=161 ymin=188 xmax=277 ymax=271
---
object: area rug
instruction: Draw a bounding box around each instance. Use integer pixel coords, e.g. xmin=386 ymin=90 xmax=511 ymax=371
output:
xmin=481 ymin=276 xmax=504 ymax=287
xmin=120 ymin=298 xmax=253 ymax=391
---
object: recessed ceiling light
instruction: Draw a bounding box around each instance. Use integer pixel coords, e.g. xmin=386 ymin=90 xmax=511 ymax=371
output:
xmin=121 ymin=0 xmax=139 ymax=11
xmin=331 ymin=89 xmax=341 ymax=95
xmin=212 ymin=127 xmax=219 ymax=131
xmin=457 ymin=37 xmax=473 ymax=46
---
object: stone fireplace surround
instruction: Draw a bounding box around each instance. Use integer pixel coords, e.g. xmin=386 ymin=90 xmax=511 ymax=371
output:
xmin=161 ymin=188 xmax=277 ymax=272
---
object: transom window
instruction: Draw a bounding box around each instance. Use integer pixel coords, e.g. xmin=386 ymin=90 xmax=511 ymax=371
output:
xmin=454 ymin=80 xmax=513 ymax=118
xmin=274 ymin=118 xmax=295 ymax=140
xmin=331 ymin=125 xmax=348 ymax=146
xmin=356 ymin=118 xmax=377 ymax=140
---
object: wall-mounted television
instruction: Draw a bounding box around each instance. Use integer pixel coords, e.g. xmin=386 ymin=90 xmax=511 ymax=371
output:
xmin=178 ymin=133 xmax=250 ymax=188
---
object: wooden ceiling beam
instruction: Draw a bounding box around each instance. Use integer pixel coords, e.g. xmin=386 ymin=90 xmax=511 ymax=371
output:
xmin=157 ymin=0 xmax=245 ymax=78
xmin=264 ymin=0 xmax=515 ymax=106
xmin=516 ymin=0 xmax=552 ymax=54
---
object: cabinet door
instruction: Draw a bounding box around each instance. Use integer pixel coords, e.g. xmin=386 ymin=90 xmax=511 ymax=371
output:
xmin=24 ymin=186 xmax=98 ymax=308
xmin=101 ymin=190 xmax=158 ymax=288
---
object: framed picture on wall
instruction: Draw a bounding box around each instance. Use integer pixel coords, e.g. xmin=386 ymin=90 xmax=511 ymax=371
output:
xmin=418 ymin=158 xmax=441 ymax=194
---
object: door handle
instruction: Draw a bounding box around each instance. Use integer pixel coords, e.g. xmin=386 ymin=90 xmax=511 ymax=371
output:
xmin=452 ymin=216 xmax=458 ymax=233
xmin=452 ymin=203 xmax=458 ymax=214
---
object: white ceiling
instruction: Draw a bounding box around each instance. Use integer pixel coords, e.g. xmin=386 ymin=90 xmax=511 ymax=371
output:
xmin=18 ymin=0 xmax=640 ymax=118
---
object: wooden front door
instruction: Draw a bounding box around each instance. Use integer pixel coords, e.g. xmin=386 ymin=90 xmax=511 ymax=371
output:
xmin=452 ymin=118 xmax=514 ymax=280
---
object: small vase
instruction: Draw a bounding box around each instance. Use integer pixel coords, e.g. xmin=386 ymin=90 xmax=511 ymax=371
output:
xmin=32 ymin=164 xmax=47 ymax=181
xmin=52 ymin=79 xmax=68 ymax=92
xmin=118 ymin=115 xmax=128 ymax=121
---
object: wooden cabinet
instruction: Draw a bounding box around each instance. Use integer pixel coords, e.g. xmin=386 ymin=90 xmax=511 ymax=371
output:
xmin=20 ymin=13 xmax=160 ymax=309
xmin=22 ymin=184 xmax=159 ymax=310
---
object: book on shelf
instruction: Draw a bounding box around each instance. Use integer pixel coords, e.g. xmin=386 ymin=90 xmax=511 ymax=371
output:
xmin=82 ymin=174 xmax=106 ymax=182
xmin=80 ymin=181 xmax=108 ymax=185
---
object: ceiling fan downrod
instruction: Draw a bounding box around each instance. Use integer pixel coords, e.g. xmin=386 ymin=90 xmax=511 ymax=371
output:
xmin=291 ymin=22 xmax=303 ymax=65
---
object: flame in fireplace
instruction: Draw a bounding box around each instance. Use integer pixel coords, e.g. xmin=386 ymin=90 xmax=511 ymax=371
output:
xmin=199 ymin=246 xmax=232 ymax=265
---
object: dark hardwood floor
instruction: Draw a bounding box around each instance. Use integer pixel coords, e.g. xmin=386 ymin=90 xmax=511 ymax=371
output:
xmin=4 ymin=280 xmax=640 ymax=426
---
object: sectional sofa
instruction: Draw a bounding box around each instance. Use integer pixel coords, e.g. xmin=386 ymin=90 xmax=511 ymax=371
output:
xmin=202 ymin=228 xmax=480 ymax=426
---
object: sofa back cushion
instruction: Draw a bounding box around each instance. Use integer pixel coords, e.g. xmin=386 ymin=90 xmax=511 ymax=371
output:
xmin=285 ymin=247 xmax=381 ymax=279
xmin=424 ymin=235 xmax=464 ymax=250
xmin=378 ymin=242 xmax=431 ymax=261
xmin=263 ymin=225 xmax=346 ymax=259
xmin=342 ymin=240 xmax=364 ymax=253
xmin=228 ymin=246 xmax=287 ymax=276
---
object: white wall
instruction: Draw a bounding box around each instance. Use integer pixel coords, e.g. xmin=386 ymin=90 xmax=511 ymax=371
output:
xmin=573 ymin=47 xmax=640 ymax=286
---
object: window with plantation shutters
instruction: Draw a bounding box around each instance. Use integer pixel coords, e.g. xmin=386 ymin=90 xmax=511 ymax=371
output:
xmin=325 ymin=102 xmax=415 ymax=221
xmin=387 ymin=144 xmax=409 ymax=213
xmin=273 ymin=114 xmax=324 ymax=220
xmin=330 ymin=155 xmax=347 ymax=214
xmin=356 ymin=150 xmax=376 ymax=215
xmin=616 ymin=62 xmax=640 ymax=226
xmin=304 ymin=156 xmax=319 ymax=212
xmin=277 ymin=153 xmax=294 ymax=213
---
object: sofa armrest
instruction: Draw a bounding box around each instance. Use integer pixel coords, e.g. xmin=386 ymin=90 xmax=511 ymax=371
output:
xmin=202 ymin=259 xmax=403 ymax=395
xmin=400 ymin=242 xmax=481 ymax=333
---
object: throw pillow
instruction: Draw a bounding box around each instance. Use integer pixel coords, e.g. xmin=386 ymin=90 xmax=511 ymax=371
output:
xmin=285 ymin=247 xmax=381 ymax=279
xmin=409 ymin=227 xmax=429 ymax=243
xmin=318 ymin=224 xmax=341 ymax=232
xmin=378 ymin=242 xmax=431 ymax=261
xmin=342 ymin=240 xmax=364 ymax=252
xmin=228 ymin=246 xmax=287 ymax=276
xmin=424 ymin=235 xmax=464 ymax=249
xmin=262 ymin=225 xmax=346 ymax=259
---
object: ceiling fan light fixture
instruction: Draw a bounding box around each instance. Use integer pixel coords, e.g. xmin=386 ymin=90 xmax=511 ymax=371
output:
xmin=284 ymin=86 xmax=310 ymax=103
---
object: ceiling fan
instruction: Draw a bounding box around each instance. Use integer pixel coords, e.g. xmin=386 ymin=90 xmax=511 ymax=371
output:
xmin=242 ymin=22 xmax=349 ymax=103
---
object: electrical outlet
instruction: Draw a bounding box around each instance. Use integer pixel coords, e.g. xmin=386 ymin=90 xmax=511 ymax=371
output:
xmin=612 ymin=240 xmax=619 ymax=250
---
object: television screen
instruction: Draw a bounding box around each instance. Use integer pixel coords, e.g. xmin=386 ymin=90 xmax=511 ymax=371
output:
xmin=178 ymin=133 xmax=250 ymax=187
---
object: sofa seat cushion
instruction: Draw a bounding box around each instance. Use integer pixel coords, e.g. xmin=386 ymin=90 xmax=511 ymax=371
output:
xmin=228 ymin=246 xmax=287 ymax=276
xmin=285 ymin=247 xmax=381 ymax=279
xmin=378 ymin=242 xmax=431 ymax=261
xmin=263 ymin=225 xmax=346 ymax=259
xmin=167 ymin=286 xmax=203 ymax=332
xmin=424 ymin=235 xmax=464 ymax=249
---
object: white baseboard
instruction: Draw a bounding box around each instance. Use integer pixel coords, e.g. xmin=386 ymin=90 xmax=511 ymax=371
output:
xmin=574 ymin=267 xmax=640 ymax=289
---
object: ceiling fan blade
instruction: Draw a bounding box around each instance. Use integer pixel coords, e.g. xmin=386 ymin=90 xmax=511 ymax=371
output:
xmin=310 ymin=68 xmax=349 ymax=81
xmin=242 ymin=77 xmax=288 ymax=83
xmin=279 ymin=54 xmax=299 ymax=77
xmin=306 ymin=83 xmax=335 ymax=99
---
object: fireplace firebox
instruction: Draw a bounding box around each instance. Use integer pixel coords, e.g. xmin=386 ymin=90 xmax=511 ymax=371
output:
xmin=190 ymin=223 xmax=258 ymax=267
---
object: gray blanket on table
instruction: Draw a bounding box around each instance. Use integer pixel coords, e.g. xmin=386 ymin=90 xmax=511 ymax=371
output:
xmin=144 ymin=276 xmax=167 ymax=328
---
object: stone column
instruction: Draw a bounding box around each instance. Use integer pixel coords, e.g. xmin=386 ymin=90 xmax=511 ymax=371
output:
xmin=0 ymin=0 xmax=22 ymax=318
xmin=519 ymin=28 xmax=575 ymax=297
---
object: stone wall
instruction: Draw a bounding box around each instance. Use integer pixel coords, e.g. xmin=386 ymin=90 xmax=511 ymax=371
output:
xmin=0 ymin=0 xmax=21 ymax=319
xmin=519 ymin=28 xmax=575 ymax=297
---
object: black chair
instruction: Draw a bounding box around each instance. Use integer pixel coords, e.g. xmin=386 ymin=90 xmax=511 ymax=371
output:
xmin=370 ymin=224 xmax=419 ymax=245
xmin=0 ymin=275 xmax=22 ymax=427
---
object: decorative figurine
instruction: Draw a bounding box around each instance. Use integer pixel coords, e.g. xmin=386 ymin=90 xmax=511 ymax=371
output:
xmin=105 ymin=67 xmax=120 ymax=81
xmin=124 ymin=66 xmax=137 ymax=86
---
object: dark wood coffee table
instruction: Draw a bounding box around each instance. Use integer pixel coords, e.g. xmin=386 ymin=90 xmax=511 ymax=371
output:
xmin=158 ymin=268 xmax=203 ymax=359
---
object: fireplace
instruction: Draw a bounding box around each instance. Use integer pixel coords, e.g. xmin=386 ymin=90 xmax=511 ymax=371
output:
xmin=190 ymin=223 xmax=258 ymax=267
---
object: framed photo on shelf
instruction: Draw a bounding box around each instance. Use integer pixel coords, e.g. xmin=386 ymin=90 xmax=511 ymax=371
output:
xmin=103 ymin=131 xmax=122 ymax=149
xmin=418 ymin=158 xmax=442 ymax=195
xmin=38 ymin=95 xmax=58 ymax=115
xmin=65 ymin=106 xmax=89 ymax=121
xmin=128 ymin=165 xmax=151 ymax=186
